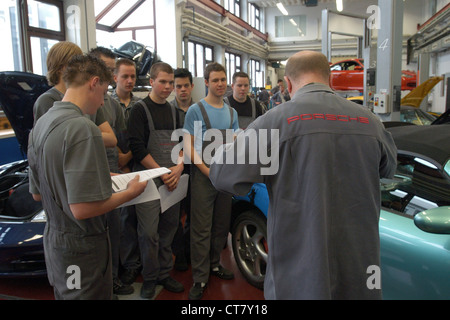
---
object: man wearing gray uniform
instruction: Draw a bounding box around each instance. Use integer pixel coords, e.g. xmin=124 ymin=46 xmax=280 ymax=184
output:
xmin=89 ymin=47 xmax=132 ymax=295
xmin=210 ymin=51 xmax=397 ymax=300
xmin=28 ymin=54 xmax=147 ymax=300
xmin=128 ymin=62 xmax=185 ymax=299
xmin=224 ymin=72 xmax=265 ymax=130
xmin=33 ymin=41 xmax=117 ymax=149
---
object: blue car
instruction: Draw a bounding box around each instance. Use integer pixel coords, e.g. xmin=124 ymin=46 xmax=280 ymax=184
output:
xmin=0 ymin=160 xmax=46 ymax=277
xmin=230 ymin=124 xmax=450 ymax=299
xmin=0 ymin=72 xmax=49 ymax=277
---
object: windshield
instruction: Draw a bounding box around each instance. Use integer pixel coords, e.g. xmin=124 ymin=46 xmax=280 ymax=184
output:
xmin=400 ymin=109 xmax=436 ymax=125
xmin=381 ymin=154 xmax=450 ymax=216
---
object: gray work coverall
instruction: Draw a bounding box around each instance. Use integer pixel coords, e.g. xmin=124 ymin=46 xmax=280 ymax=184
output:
xmin=210 ymin=83 xmax=397 ymax=299
xmin=28 ymin=102 xmax=113 ymax=300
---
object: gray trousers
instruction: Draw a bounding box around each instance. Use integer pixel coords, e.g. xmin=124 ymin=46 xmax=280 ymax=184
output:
xmin=106 ymin=208 xmax=121 ymax=279
xmin=135 ymin=178 xmax=179 ymax=282
xmin=120 ymin=204 xmax=141 ymax=271
xmin=190 ymin=166 xmax=232 ymax=283
xmin=44 ymin=226 xmax=113 ymax=300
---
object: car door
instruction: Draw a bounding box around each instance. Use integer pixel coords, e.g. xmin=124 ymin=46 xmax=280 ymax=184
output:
xmin=342 ymin=60 xmax=364 ymax=91
xmin=330 ymin=61 xmax=346 ymax=90
xmin=379 ymin=153 xmax=450 ymax=299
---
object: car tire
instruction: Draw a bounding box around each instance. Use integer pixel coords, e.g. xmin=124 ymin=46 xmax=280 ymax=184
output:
xmin=231 ymin=209 xmax=267 ymax=290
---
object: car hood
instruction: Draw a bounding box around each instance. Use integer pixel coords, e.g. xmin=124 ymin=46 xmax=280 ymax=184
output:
xmin=0 ymin=72 xmax=51 ymax=154
xmin=401 ymin=76 xmax=443 ymax=108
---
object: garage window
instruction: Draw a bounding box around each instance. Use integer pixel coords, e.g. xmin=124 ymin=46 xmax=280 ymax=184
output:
xmin=275 ymin=15 xmax=306 ymax=38
xmin=224 ymin=0 xmax=241 ymax=18
xmin=225 ymin=52 xmax=241 ymax=85
xmin=249 ymin=59 xmax=263 ymax=89
xmin=248 ymin=3 xmax=261 ymax=31
xmin=95 ymin=0 xmax=156 ymax=53
xmin=184 ymin=41 xmax=214 ymax=78
xmin=1 ymin=0 xmax=65 ymax=75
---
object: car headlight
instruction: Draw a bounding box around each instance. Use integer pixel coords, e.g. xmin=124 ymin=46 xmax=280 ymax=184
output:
xmin=31 ymin=210 xmax=47 ymax=223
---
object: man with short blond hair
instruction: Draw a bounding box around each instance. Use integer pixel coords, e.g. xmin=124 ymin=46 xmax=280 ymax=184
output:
xmin=112 ymin=58 xmax=140 ymax=122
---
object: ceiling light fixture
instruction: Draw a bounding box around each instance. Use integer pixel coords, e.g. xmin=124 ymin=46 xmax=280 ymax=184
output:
xmin=336 ymin=0 xmax=343 ymax=12
xmin=277 ymin=2 xmax=289 ymax=16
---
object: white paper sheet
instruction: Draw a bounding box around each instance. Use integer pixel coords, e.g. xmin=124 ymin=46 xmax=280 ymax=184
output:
xmin=112 ymin=168 xmax=171 ymax=208
xmin=117 ymin=179 xmax=160 ymax=208
xmin=111 ymin=168 xmax=171 ymax=192
xmin=158 ymin=174 xmax=189 ymax=213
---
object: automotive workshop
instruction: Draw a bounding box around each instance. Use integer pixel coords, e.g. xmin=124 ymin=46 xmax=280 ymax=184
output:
xmin=0 ymin=0 xmax=449 ymax=302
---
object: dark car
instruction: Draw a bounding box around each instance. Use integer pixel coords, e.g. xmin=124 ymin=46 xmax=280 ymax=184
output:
xmin=230 ymin=124 xmax=450 ymax=299
xmin=113 ymin=40 xmax=160 ymax=87
xmin=0 ymin=160 xmax=46 ymax=277
xmin=0 ymin=72 xmax=48 ymax=277
xmin=432 ymin=109 xmax=450 ymax=125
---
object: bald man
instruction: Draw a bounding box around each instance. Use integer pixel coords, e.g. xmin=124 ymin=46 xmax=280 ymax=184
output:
xmin=209 ymin=51 xmax=397 ymax=300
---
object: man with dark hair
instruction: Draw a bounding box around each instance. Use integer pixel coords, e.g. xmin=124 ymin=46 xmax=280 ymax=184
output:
xmin=258 ymin=87 xmax=270 ymax=109
xmin=210 ymin=51 xmax=397 ymax=300
xmin=170 ymin=68 xmax=195 ymax=271
xmin=171 ymin=68 xmax=195 ymax=115
xmin=270 ymin=78 xmax=284 ymax=94
xmin=183 ymin=62 xmax=239 ymax=300
xmin=28 ymin=54 xmax=147 ymax=300
xmin=128 ymin=62 xmax=185 ymax=299
xmin=224 ymin=71 xmax=265 ymax=129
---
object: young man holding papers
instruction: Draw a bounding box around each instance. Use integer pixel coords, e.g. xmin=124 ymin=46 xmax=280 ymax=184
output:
xmin=127 ymin=62 xmax=185 ymax=299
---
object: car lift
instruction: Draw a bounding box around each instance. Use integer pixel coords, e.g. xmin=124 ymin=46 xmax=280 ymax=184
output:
xmin=322 ymin=0 xmax=405 ymax=121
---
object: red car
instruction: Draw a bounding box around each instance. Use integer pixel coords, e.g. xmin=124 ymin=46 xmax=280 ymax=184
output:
xmin=330 ymin=59 xmax=416 ymax=92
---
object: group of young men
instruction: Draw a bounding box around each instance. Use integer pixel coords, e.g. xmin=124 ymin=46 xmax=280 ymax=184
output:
xmin=122 ymin=61 xmax=266 ymax=300
xmin=28 ymin=43 xmax=265 ymax=300
xmin=28 ymin=43 xmax=396 ymax=301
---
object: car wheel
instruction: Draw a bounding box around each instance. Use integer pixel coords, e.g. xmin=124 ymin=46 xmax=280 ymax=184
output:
xmin=231 ymin=209 xmax=267 ymax=289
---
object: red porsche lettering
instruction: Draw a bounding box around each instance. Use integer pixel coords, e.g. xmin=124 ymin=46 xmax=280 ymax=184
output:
xmin=287 ymin=114 xmax=369 ymax=125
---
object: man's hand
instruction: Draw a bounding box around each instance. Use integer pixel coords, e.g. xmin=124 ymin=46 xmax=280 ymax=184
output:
xmin=161 ymin=163 xmax=184 ymax=191
xmin=126 ymin=175 xmax=148 ymax=198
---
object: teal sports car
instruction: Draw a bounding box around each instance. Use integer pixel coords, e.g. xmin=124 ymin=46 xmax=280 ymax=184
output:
xmin=230 ymin=124 xmax=450 ymax=299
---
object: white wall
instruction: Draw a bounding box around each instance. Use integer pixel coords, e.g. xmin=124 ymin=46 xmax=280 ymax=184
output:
xmin=155 ymin=0 xmax=178 ymax=67
xmin=266 ymin=0 xmax=425 ymax=45
xmin=430 ymin=52 xmax=449 ymax=113
xmin=63 ymin=0 xmax=96 ymax=52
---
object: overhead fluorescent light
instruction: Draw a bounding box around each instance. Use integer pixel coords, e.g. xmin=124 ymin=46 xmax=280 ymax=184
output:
xmin=336 ymin=0 xmax=343 ymax=12
xmin=289 ymin=18 xmax=297 ymax=26
xmin=277 ymin=2 xmax=289 ymax=15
